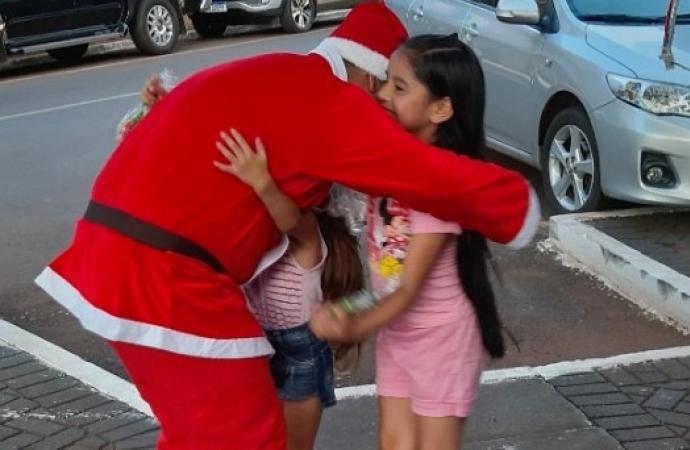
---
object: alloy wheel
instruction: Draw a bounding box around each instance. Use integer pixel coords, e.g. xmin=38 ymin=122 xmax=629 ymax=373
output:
xmin=290 ymin=0 xmax=314 ymax=29
xmin=547 ymin=124 xmax=596 ymax=212
xmin=146 ymin=5 xmax=175 ymax=47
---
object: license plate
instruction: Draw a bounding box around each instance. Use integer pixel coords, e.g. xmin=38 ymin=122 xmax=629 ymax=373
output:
xmin=209 ymin=2 xmax=228 ymax=12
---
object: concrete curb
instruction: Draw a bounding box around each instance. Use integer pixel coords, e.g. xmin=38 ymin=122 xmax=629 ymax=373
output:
xmin=549 ymin=207 xmax=690 ymax=332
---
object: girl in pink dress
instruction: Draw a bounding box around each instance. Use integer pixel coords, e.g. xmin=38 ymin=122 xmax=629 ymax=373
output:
xmin=218 ymin=34 xmax=507 ymax=450
xmin=310 ymin=34 xmax=506 ymax=450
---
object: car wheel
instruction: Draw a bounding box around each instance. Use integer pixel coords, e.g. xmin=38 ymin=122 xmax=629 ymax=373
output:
xmin=47 ymin=44 xmax=89 ymax=62
xmin=540 ymin=106 xmax=603 ymax=214
xmin=191 ymin=14 xmax=227 ymax=38
xmin=281 ymin=0 xmax=316 ymax=33
xmin=131 ymin=0 xmax=180 ymax=55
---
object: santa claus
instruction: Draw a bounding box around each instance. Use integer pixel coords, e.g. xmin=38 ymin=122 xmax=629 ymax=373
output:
xmin=35 ymin=2 xmax=540 ymax=449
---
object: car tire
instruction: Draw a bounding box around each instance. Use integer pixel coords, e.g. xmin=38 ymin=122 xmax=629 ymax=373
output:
xmin=47 ymin=44 xmax=89 ymax=62
xmin=540 ymin=106 xmax=603 ymax=214
xmin=281 ymin=0 xmax=316 ymax=33
xmin=131 ymin=0 xmax=180 ymax=55
xmin=191 ymin=14 xmax=227 ymax=38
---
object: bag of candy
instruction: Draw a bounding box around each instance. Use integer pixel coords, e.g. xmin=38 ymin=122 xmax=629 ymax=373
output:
xmin=116 ymin=68 xmax=178 ymax=141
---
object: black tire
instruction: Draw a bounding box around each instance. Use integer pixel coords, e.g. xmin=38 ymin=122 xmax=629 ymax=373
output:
xmin=131 ymin=0 xmax=180 ymax=55
xmin=281 ymin=0 xmax=316 ymax=33
xmin=540 ymin=106 xmax=603 ymax=214
xmin=47 ymin=44 xmax=88 ymax=62
xmin=191 ymin=14 xmax=227 ymax=38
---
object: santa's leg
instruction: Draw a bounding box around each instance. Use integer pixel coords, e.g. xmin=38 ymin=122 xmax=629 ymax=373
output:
xmin=112 ymin=341 xmax=286 ymax=450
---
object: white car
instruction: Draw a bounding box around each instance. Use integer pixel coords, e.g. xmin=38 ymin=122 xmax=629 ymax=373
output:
xmin=386 ymin=0 xmax=690 ymax=214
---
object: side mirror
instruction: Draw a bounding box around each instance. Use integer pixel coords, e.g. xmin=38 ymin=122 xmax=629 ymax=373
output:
xmin=496 ymin=0 xmax=541 ymax=25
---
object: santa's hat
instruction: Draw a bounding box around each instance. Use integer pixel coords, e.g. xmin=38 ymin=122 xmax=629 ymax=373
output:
xmin=325 ymin=2 xmax=408 ymax=80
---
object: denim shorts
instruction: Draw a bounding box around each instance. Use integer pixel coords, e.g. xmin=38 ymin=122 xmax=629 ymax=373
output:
xmin=265 ymin=323 xmax=336 ymax=408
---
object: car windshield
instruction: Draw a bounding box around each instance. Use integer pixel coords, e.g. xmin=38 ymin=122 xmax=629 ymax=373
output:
xmin=566 ymin=0 xmax=690 ymax=24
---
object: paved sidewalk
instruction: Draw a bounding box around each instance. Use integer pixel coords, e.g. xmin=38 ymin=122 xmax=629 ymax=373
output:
xmin=2 ymin=207 xmax=690 ymax=449
xmin=322 ymin=356 xmax=690 ymax=450
xmin=0 ymin=343 xmax=156 ymax=449
xmin=5 ymin=339 xmax=690 ymax=449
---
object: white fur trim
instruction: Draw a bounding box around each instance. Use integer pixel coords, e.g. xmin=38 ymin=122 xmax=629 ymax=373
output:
xmin=326 ymin=37 xmax=389 ymax=80
xmin=507 ymin=186 xmax=541 ymax=249
xmin=35 ymin=267 xmax=274 ymax=360
xmin=310 ymin=40 xmax=348 ymax=82
xmin=244 ymin=235 xmax=289 ymax=285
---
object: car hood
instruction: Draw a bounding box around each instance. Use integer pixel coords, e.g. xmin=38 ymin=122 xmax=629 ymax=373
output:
xmin=586 ymin=24 xmax=690 ymax=85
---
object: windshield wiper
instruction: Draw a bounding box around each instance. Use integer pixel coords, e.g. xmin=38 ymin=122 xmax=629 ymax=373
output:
xmin=578 ymin=14 xmax=662 ymax=24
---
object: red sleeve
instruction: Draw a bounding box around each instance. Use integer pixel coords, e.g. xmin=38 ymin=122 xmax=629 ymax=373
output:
xmin=302 ymin=85 xmax=540 ymax=248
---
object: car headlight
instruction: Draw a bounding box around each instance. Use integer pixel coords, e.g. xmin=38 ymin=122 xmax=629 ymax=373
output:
xmin=607 ymin=74 xmax=690 ymax=118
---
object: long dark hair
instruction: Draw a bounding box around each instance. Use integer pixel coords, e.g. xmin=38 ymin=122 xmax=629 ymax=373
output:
xmin=316 ymin=211 xmax=366 ymax=370
xmin=399 ymin=34 xmax=505 ymax=358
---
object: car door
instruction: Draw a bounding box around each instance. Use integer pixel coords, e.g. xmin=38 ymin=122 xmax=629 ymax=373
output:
xmin=420 ymin=0 xmax=470 ymax=37
xmin=76 ymin=0 xmax=124 ymax=29
xmin=462 ymin=0 xmax=545 ymax=158
xmin=1 ymin=0 xmax=77 ymax=40
xmin=402 ymin=0 xmax=430 ymax=36
xmin=385 ymin=0 xmax=431 ymax=36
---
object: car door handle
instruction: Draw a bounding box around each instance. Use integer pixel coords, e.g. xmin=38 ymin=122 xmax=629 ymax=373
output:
xmin=411 ymin=5 xmax=424 ymax=20
xmin=462 ymin=23 xmax=479 ymax=37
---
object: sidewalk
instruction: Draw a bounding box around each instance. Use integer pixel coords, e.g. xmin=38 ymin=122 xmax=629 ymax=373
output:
xmin=1 ymin=207 xmax=689 ymax=450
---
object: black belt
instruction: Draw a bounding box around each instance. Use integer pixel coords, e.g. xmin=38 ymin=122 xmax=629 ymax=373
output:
xmin=83 ymin=201 xmax=226 ymax=274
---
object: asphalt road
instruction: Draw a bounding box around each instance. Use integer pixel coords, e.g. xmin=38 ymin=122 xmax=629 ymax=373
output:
xmin=0 ymin=25 xmax=687 ymax=386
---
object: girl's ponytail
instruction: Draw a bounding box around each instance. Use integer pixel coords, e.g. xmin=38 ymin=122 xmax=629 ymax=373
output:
xmin=456 ymin=232 xmax=504 ymax=358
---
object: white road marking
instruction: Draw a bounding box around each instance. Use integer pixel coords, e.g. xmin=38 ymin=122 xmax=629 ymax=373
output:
xmin=3 ymin=318 xmax=690 ymax=416
xmin=0 ymin=29 xmax=332 ymax=123
xmin=0 ymin=92 xmax=138 ymax=122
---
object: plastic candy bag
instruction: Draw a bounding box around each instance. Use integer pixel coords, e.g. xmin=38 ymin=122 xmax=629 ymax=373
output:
xmin=116 ymin=68 xmax=178 ymax=141
xmin=325 ymin=184 xmax=368 ymax=236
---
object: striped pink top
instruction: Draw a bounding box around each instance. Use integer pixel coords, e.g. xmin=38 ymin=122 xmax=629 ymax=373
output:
xmin=245 ymin=237 xmax=327 ymax=330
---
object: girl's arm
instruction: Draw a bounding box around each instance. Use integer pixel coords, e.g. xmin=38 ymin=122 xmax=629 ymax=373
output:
xmin=310 ymin=232 xmax=451 ymax=342
xmin=350 ymin=233 xmax=449 ymax=339
xmin=215 ymin=129 xmax=321 ymax=246
xmin=214 ymin=129 xmax=301 ymax=234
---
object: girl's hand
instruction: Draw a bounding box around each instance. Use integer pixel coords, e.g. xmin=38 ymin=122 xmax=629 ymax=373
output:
xmin=214 ymin=129 xmax=271 ymax=193
xmin=309 ymin=304 xmax=354 ymax=342
xmin=140 ymin=75 xmax=168 ymax=106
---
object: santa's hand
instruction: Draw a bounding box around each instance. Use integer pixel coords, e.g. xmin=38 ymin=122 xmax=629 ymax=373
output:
xmin=214 ymin=129 xmax=271 ymax=192
xmin=309 ymin=304 xmax=353 ymax=342
xmin=140 ymin=75 xmax=168 ymax=106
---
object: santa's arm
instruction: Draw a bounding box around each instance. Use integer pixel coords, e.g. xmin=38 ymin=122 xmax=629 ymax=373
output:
xmin=302 ymin=87 xmax=541 ymax=248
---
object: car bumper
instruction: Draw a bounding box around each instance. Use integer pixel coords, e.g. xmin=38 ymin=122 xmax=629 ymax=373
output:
xmin=198 ymin=0 xmax=282 ymax=14
xmin=592 ymin=99 xmax=690 ymax=206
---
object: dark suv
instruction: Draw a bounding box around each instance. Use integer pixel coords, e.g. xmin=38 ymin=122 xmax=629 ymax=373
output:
xmin=0 ymin=0 xmax=192 ymax=63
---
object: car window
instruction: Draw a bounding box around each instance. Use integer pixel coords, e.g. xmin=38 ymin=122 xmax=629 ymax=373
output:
xmin=566 ymin=0 xmax=690 ymax=23
xmin=474 ymin=0 xmax=498 ymax=6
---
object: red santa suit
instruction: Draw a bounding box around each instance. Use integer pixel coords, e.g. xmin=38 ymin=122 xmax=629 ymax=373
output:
xmin=35 ymin=3 xmax=540 ymax=449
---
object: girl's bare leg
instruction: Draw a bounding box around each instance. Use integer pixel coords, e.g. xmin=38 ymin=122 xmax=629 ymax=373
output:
xmin=416 ymin=415 xmax=465 ymax=450
xmin=378 ymin=396 xmax=415 ymax=450
xmin=284 ymin=397 xmax=323 ymax=450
